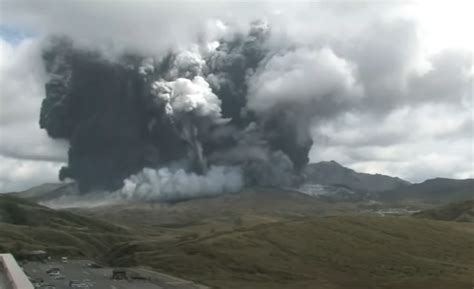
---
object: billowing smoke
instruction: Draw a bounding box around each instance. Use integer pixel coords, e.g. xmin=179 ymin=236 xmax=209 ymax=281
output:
xmin=120 ymin=165 xmax=243 ymax=201
xmin=38 ymin=20 xmax=359 ymax=200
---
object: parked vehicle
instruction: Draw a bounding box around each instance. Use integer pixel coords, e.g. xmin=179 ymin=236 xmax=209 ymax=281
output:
xmin=48 ymin=271 xmax=60 ymax=277
xmin=71 ymin=283 xmax=89 ymax=289
xmin=54 ymin=274 xmax=65 ymax=280
xmin=69 ymin=280 xmax=89 ymax=288
xmin=86 ymin=262 xmax=102 ymax=268
xmin=46 ymin=268 xmax=60 ymax=274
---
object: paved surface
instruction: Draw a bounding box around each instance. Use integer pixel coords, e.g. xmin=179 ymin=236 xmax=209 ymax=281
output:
xmin=0 ymin=271 xmax=10 ymax=289
xmin=22 ymin=260 xmax=207 ymax=289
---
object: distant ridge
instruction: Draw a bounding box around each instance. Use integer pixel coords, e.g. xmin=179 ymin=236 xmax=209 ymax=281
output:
xmin=378 ymin=178 xmax=474 ymax=203
xmin=9 ymin=182 xmax=79 ymax=203
xmin=5 ymin=162 xmax=473 ymax=206
xmin=303 ymin=160 xmax=411 ymax=193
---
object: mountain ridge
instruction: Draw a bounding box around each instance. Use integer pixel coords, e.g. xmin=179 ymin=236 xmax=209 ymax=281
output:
xmin=378 ymin=178 xmax=473 ymax=203
xmin=5 ymin=160 xmax=472 ymax=206
xmin=303 ymin=160 xmax=411 ymax=193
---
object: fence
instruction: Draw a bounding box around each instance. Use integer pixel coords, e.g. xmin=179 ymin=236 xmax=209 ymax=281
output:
xmin=0 ymin=254 xmax=34 ymax=289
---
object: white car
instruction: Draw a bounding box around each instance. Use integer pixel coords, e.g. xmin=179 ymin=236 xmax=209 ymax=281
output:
xmin=70 ymin=281 xmax=89 ymax=289
xmin=53 ymin=274 xmax=65 ymax=280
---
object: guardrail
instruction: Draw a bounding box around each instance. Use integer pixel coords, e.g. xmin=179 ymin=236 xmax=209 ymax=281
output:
xmin=0 ymin=254 xmax=34 ymax=289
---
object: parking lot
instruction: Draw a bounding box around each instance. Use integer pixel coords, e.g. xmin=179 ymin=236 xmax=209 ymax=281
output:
xmin=22 ymin=260 xmax=207 ymax=289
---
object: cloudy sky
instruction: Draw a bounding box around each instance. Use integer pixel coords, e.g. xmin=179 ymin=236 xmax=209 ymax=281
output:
xmin=0 ymin=0 xmax=472 ymax=192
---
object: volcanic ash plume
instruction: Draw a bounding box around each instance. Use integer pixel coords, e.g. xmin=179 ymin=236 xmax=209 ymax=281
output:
xmin=38 ymin=21 xmax=356 ymax=201
xmin=120 ymin=166 xmax=243 ymax=201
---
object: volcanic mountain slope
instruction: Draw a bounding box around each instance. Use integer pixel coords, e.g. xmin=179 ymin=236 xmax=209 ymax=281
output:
xmin=302 ymin=161 xmax=473 ymax=205
xmin=0 ymin=194 xmax=130 ymax=258
xmin=9 ymin=162 xmax=472 ymax=207
xmin=414 ymin=200 xmax=474 ymax=222
xmin=3 ymin=187 xmax=474 ymax=289
xmin=303 ymin=161 xmax=411 ymax=192
xmin=378 ymin=178 xmax=474 ymax=204
xmin=73 ymin=188 xmax=474 ymax=289
xmin=104 ymin=215 xmax=474 ymax=289
xmin=72 ymin=187 xmax=354 ymax=231
xmin=8 ymin=182 xmax=79 ymax=203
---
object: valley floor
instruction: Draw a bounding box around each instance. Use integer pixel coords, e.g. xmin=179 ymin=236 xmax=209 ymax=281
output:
xmin=104 ymin=215 xmax=474 ymax=289
xmin=2 ymin=191 xmax=474 ymax=289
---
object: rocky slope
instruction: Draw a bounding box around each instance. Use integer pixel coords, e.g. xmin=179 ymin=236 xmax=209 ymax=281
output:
xmin=303 ymin=161 xmax=411 ymax=193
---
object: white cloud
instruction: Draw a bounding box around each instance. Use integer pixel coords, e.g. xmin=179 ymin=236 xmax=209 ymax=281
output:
xmin=247 ymin=47 xmax=363 ymax=113
xmin=0 ymin=37 xmax=67 ymax=192
xmin=0 ymin=0 xmax=275 ymax=55
xmin=310 ymin=103 xmax=473 ymax=182
xmin=0 ymin=155 xmax=64 ymax=192
xmin=0 ymin=0 xmax=472 ymax=192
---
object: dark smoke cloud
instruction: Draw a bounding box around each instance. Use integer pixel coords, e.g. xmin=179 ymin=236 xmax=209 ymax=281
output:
xmin=2 ymin=1 xmax=472 ymax=194
xmin=39 ymin=22 xmax=313 ymax=194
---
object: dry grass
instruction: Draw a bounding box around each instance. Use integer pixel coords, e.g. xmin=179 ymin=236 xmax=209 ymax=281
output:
xmin=104 ymin=215 xmax=474 ymax=289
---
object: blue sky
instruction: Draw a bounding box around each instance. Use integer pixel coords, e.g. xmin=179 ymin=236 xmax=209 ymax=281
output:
xmin=0 ymin=25 xmax=33 ymax=44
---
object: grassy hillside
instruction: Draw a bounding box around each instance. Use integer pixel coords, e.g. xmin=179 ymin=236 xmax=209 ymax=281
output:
xmin=104 ymin=215 xmax=474 ymax=289
xmin=7 ymin=182 xmax=78 ymax=202
xmin=0 ymin=194 xmax=131 ymax=258
xmin=414 ymin=200 xmax=474 ymax=222
xmin=70 ymin=187 xmax=474 ymax=289
xmin=378 ymin=178 xmax=473 ymax=204
xmin=304 ymin=161 xmax=410 ymax=192
xmin=74 ymin=187 xmax=354 ymax=227
xmin=3 ymin=187 xmax=474 ymax=289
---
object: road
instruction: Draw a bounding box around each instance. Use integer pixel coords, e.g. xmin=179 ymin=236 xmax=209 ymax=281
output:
xmin=22 ymin=260 xmax=207 ymax=289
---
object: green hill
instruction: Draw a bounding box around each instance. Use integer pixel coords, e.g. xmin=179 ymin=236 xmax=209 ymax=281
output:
xmin=7 ymin=182 xmax=79 ymax=203
xmin=3 ymin=186 xmax=474 ymax=289
xmin=106 ymin=215 xmax=474 ymax=289
xmin=304 ymin=161 xmax=411 ymax=192
xmin=414 ymin=200 xmax=474 ymax=222
xmin=377 ymin=178 xmax=473 ymax=204
xmin=0 ymin=194 xmax=130 ymax=258
xmin=73 ymin=187 xmax=352 ymax=232
xmin=69 ymin=188 xmax=474 ymax=289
